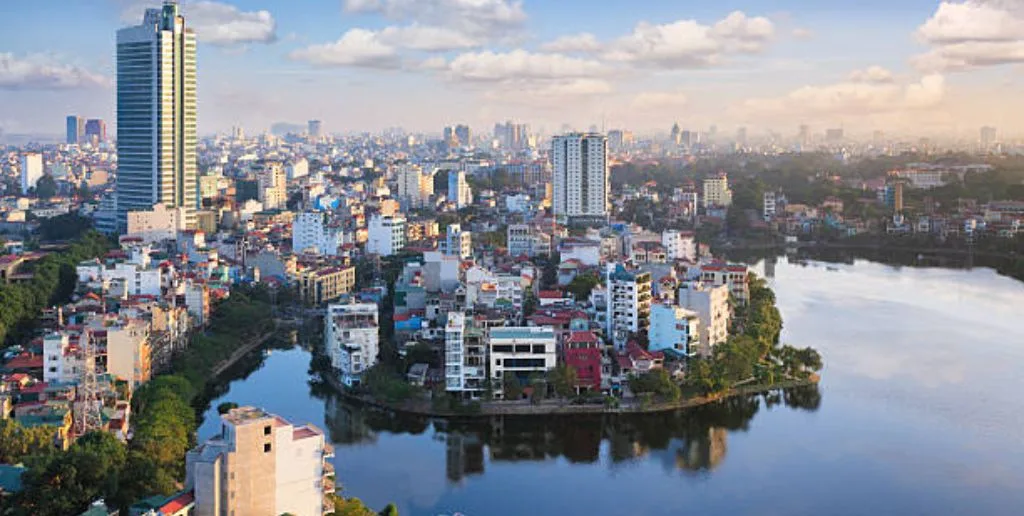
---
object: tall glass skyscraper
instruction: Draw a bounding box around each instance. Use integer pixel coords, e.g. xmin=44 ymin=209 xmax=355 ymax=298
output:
xmin=116 ymin=1 xmax=197 ymax=231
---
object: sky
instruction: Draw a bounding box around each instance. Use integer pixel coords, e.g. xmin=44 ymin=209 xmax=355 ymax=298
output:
xmin=2 ymin=0 xmax=1024 ymax=139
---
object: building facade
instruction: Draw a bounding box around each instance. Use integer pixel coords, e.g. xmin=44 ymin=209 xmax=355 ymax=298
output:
xmin=488 ymin=326 xmax=557 ymax=399
xmin=448 ymin=170 xmax=473 ymax=209
xmin=116 ymin=2 xmax=198 ymax=231
xmin=293 ymin=211 xmax=343 ymax=256
xmin=324 ymin=303 xmax=379 ymax=386
xmin=606 ymin=263 xmax=652 ymax=350
xmin=366 ymin=214 xmax=406 ymax=256
xmin=297 ymin=265 xmax=355 ymax=305
xmin=552 ymin=133 xmax=609 ymax=223
xmin=185 ymin=406 xmax=330 ymax=516
xmin=648 ymin=303 xmax=700 ymax=356
xmin=19 ymin=152 xmax=43 ymax=195
xmin=678 ymin=283 xmax=730 ymax=354
xmin=702 ymin=173 xmax=733 ymax=208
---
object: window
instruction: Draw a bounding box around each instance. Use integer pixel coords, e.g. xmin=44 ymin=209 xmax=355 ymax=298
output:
xmin=264 ymin=425 xmax=271 ymax=435
xmin=495 ymin=359 xmax=501 ymax=366
xmin=264 ymin=443 xmax=272 ymax=453
xmin=532 ymin=345 xmax=546 ymax=354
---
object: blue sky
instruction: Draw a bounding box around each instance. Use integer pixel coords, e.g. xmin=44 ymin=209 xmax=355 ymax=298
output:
xmin=1 ymin=0 xmax=1023 ymax=138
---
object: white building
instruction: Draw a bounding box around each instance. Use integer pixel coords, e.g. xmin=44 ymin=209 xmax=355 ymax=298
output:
xmin=43 ymin=332 xmax=82 ymax=384
xmin=678 ymin=282 xmax=730 ymax=354
xmin=507 ymin=224 xmax=545 ymax=258
xmin=116 ymin=3 xmax=198 ymax=231
xmin=552 ymin=133 xmax=609 ymax=223
xmin=257 ymin=163 xmax=287 ymax=210
xmin=126 ymin=203 xmax=187 ymax=244
xmin=324 ymin=303 xmax=380 ymax=386
xmin=76 ymin=260 xmax=161 ymax=297
xmin=292 ymin=211 xmax=343 ymax=256
xmin=106 ymin=318 xmax=151 ymax=387
xmin=606 ymin=263 xmax=652 ymax=350
xmin=763 ymin=191 xmax=777 ymax=221
xmin=423 ymin=251 xmax=461 ymax=293
xmin=287 ymin=158 xmax=309 ymax=180
xmin=20 ymin=152 xmax=43 ymax=195
xmin=366 ymin=214 xmax=406 ymax=256
xmin=396 ymin=164 xmax=434 ymax=208
xmin=448 ymin=170 xmax=473 ymax=208
xmin=185 ymin=406 xmax=329 ymax=516
xmin=488 ymin=326 xmax=557 ymax=399
xmin=443 ymin=312 xmax=486 ymax=398
xmin=661 ymin=230 xmax=697 ymax=262
xmin=443 ymin=223 xmax=472 ymax=260
xmin=702 ymin=173 xmax=733 ymax=208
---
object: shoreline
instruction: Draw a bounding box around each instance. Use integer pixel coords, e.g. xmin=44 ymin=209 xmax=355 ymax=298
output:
xmin=321 ymin=373 xmax=819 ymax=418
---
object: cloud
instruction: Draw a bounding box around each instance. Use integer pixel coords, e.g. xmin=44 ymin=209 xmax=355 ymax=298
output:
xmin=117 ymin=1 xmax=277 ymax=46
xmin=377 ymin=25 xmax=481 ymax=51
xmin=288 ymin=28 xmax=400 ymax=68
xmin=419 ymin=56 xmax=449 ymax=71
xmin=607 ymin=11 xmax=775 ymax=68
xmin=738 ymin=73 xmax=946 ymax=119
xmin=848 ymin=66 xmax=895 ymax=83
xmin=791 ymin=28 xmax=814 ymax=40
xmin=447 ymin=49 xmax=607 ymax=82
xmin=187 ymin=1 xmax=277 ymax=45
xmin=540 ymin=33 xmax=602 ymax=53
xmin=631 ymin=90 xmax=689 ymax=111
xmin=343 ymin=0 xmax=526 ymax=38
xmin=0 ymin=53 xmax=109 ymax=90
xmin=914 ymin=1 xmax=1024 ymax=71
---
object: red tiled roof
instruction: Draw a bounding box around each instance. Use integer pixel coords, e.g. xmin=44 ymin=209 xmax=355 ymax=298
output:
xmin=567 ymin=331 xmax=599 ymax=344
xmin=538 ymin=290 xmax=563 ymax=299
xmin=160 ymin=492 xmax=195 ymax=514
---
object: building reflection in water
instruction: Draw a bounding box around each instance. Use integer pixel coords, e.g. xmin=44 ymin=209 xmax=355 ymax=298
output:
xmin=320 ymin=385 xmax=821 ymax=484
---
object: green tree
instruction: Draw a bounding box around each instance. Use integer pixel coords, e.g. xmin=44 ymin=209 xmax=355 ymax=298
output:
xmin=34 ymin=174 xmax=57 ymax=199
xmin=15 ymin=431 xmax=127 ymax=516
xmin=549 ymin=364 xmax=578 ymax=399
xmin=566 ymin=272 xmax=600 ymax=301
xmin=502 ymin=371 xmax=523 ymax=400
xmin=628 ymin=369 xmax=681 ymax=401
xmin=217 ymin=401 xmax=240 ymax=414
xmin=0 ymin=419 xmax=57 ymax=463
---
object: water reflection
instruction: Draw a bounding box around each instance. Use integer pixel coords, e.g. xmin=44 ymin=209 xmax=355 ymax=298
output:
xmin=317 ymin=385 xmax=821 ymax=481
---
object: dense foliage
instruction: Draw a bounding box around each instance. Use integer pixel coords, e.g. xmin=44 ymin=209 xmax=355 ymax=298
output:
xmin=0 ymin=230 xmax=110 ymax=349
xmin=0 ymin=419 xmax=58 ymax=464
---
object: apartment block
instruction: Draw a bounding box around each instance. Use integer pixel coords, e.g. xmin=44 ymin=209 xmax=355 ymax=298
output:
xmin=324 ymin=303 xmax=380 ymax=386
xmin=488 ymin=326 xmax=557 ymax=399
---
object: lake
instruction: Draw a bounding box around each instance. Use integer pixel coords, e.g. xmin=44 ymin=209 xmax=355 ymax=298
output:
xmin=198 ymin=257 xmax=1024 ymax=516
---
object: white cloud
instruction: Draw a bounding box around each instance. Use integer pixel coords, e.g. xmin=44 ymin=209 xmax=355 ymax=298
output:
xmin=607 ymin=11 xmax=775 ymax=68
xmin=377 ymin=25 xmax=480 ymax=52
xmin=289 ymin=29 xmax=400 ymax=68
xmin=0 ymin=53 xmax=109 ymax=90
xmin=419 ymin=56 xmax=449 ymax=70
xmin=343 ymin=0 xmax=526 ymax=38
xmin=738 ymin=73 xmax=946 ymax=119
xmin=447 ymin=49 xmax=607 ymax=82
xmin=848 ymin=66 xmax=895 ymax=83
xmin=540 ymin=33 xmax=602 ymax=53
xmin=914 ymin=1 xmax=1024 ymax=71
xmin=631 ymin=90 xmax=689 ymax=111
xmin=791 ymin=27 xmax=814 ymax=40
xmin=187 ymin=1 xmax=277 ymax=45
xmin=117 ymin=1 xmax=277 ymax=46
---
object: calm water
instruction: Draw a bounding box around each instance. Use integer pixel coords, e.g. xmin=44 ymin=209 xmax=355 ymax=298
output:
xmin=198 ymin=258 xmax=1024 ymax=516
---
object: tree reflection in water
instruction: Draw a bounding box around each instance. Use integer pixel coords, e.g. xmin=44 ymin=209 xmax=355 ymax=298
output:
xmin=319 ymin=385 xmax=821 ymax=481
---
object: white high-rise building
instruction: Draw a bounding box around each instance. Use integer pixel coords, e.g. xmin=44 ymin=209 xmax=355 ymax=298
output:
xmin=293 ymin=211 xmax=343 ymax=256
xmin=324 ymin=303 xmax=380 ymax=386
xmin=606 ymin=263 xmax=652 ymax=350
xmin=443 ymin=223 xmax=472 ymax=260
xmin=116 ymin=2 xmax=198 ymax=232
xmin=661 ymin=230 xmax=697 ymax=262
xmin=20 ymin=152 xmax=43 ymax=195
xmin=448 ymin=170 xmax=472 ymax=209
xmin=396 ymin=164 xmax=434 ymax=208
xmin=763 ymin=191 xmax=777 ymax=221
xmin=257 ymin=163 xmax=286 ymax=210
xmin=702 ymin=173 xmax=733 ymax=208
xmin=366 ymin=214 xmax=406 ymax=256
xmin=552 ymin=133 xmax=609 ymax=223
xmin=678 ymin=283 xmax=731 ymax=354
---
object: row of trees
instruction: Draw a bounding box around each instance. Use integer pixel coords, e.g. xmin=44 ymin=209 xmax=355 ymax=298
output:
xmin=4 ymin=292 xmax=274 ymax=514
xmin=0 ymin=230 xmax=110 ymax=349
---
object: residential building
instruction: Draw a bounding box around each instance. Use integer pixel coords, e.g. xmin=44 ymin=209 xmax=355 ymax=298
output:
xmin=85 ymin=119 xmax=107 ymax=143
xmin=698 ymin=262 xmax=750 ymax=305
xmin=564 ymin=330 xmax=602 ymax=392
xmin=444 ymin=312 xmax=487 ymax=399
xmin=293 ymin=211 xmax=343 ymax=256
xmin=366 ymin=214 xmax=406 ymax=256
xmin=257 ymin=162 xmax=287 ymax=210
xmin=20 ymin=153 xmax=43 ymax=195
xmin=678 ymin=283 xmax=730 ymax=354
xmin=763 ymin=191 xmax=777 ymax=221
xmin=126 ymin=204 xmax=187 ymax=244
xmin=443 ymin=223 xmax=472 ymax=259
xmin=606 ymin=263 xmax=652 ymax=350
xmin=552 ymin=133 xmax=609 ymax=223
xmin=185 ymin=406 xmax=330 ymax=516
xmin=106 ymin=318 xmax=152 ymax=387
xmin=488 ymin=326 xmax=557 ymax=399
xmin=703 ymin=173 xmax=733 ymax=208
xmin=649 ymin=304 xmax=700 ymax=356
xmin=661 ymin=230 xmax=697 ymax=262
xmin=396 ymin=164 xmax=434 ymax=208
xmin=297 ymin=265 xmax=355 ymax=305
xmin=116 ymin=2 xmax=198 ymax=231
xmin=448 ymin=170 xmax=473 ymax=208
xmin=324 ymin=303 xmax=379 ymax=386
xmin=184 ymin=281 xmax=209 ymax=328
xmin=66 ymin=115 xmax=85 ymax=145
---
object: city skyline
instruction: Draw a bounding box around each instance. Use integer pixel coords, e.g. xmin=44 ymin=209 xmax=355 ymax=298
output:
xmin=2 ymin=0 xmax=1024 ymax=138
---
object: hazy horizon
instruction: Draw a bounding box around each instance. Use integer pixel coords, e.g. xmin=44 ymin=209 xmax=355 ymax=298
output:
xmin=2 ymin=0 xmax=1024 ymax=139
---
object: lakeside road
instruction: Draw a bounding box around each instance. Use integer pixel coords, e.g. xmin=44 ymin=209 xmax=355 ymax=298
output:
xmin=321 ymin=372 xmax=818 ymax=418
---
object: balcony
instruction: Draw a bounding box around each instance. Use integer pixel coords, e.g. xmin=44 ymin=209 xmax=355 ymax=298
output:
xmin=323 ymin=443 xmax=335 ymax=459
xmin=323 ymin=461 xmax=335 ymax=477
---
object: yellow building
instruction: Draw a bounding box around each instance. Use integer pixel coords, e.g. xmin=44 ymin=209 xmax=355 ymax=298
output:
xmin=297 ymin=265 xmax=356 ymax=305
xmin=106 ymin=318 xmax=152 ymax=387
